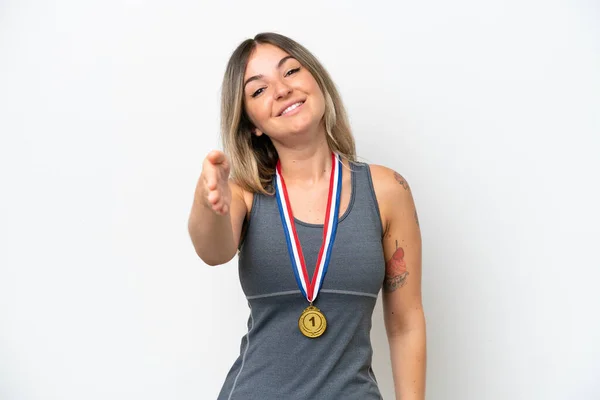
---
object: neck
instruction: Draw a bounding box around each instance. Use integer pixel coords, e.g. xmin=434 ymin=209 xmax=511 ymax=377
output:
xmin=275 ymin=134 xmax=333 ymax=186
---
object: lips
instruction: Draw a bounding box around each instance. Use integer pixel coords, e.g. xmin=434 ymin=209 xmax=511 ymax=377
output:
xmin=277 ymin=100 xmax=305 ymax=117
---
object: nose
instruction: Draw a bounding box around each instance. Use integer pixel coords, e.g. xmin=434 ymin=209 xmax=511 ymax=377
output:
xmin=273 ymin=80 xmax=292 ymax=100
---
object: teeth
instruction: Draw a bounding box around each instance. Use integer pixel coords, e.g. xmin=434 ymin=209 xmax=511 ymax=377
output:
xmin=281 ymin=102 xmax=303 ymax=115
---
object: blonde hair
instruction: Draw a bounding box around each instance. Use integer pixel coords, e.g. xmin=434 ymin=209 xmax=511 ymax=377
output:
xmin=220 ymin=32 xmax=356 ymax=195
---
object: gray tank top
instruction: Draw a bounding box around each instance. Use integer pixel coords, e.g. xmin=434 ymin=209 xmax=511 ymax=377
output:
xmin=217 ymin=161 xmax=385 ymax=400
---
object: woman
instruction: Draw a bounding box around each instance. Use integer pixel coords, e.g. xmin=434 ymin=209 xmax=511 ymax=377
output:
xmin=188 ymin=32 xmax=426 ymax=400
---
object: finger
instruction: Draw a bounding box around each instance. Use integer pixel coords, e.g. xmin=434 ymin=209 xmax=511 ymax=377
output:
xmin=207 ymin=150 xmax=226 ymax=165
xmin=217 ymin=204 xmax=229 ymax=215
xmin=214 ymin=202 xmax=227 ymax=215
xmin=207 ymin=190 xmax=220 ymax=205
xmin=205 ymin=167 xmax=220 ymax=190
xmin=206 ymin=175 xmax=217 ymax=190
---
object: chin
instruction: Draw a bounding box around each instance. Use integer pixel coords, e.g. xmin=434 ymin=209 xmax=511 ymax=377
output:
xmin=290 ymin=114 xmax=323 ymax=133
xmin=288 ymin=122 xmax=320 ymax=136
xmin=268 ymin=113 xmax=324 ymax=138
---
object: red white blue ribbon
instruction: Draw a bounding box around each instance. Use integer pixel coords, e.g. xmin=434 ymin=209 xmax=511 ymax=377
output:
xmin=274 ymin=152 xmax=343 ymax=303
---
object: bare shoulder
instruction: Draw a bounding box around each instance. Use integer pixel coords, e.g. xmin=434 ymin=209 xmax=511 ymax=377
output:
xmin=241 ymin=189 xmax=254 ymax=220
xmin=367 ymin=164 xmax=414 ymax=200
xmin=228 ymin=179 xmax=254 ymax=220
xmin=367 ymin=164 xmax=418 ymax=234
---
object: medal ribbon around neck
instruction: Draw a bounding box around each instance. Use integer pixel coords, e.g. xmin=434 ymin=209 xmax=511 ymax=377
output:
xmin=274 ymin=152 xmax=343 ymax=303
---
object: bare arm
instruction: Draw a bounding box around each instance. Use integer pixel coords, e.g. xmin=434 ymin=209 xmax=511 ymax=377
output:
xmin=370 ymin=165 xmax=427 ymax=400
xmin=187 ymin=150 xmax=248 ymax=266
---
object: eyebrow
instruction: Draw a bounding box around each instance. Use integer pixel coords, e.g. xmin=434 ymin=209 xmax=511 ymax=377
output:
xmin=243 ymin=55 xmax=296 ymax=89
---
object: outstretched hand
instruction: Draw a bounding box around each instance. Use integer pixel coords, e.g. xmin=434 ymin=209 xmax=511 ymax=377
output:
xmin=198 ymin=150 xmax=232 ymax=216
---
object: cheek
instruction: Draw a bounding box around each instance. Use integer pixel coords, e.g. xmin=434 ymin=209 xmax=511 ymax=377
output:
xmin=312 ymin=87 xmax=326 ymax=115
xmin=306 ymin=79 xmax=326 ymax=110
xmin=316 ymin=89 xmax=326 ymax=110
xmin=245 ymin=100 xmax=270 ymax=127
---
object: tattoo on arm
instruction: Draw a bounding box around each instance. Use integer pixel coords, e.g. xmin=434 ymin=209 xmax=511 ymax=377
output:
xmin=394 ymin=172 xmax=409 ymax=191
xmin=383 ymin=240 xmax=410 ymax=292
xmin=394 ymin=171 xmax=419 ymax=228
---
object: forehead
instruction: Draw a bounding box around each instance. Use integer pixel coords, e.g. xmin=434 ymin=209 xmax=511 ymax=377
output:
xmin=244 ymin=43 xmax=292 ymax=79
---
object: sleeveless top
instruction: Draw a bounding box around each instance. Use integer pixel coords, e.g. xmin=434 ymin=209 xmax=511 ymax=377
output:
xmin=217 ymin=161 xmax=386 ymax=400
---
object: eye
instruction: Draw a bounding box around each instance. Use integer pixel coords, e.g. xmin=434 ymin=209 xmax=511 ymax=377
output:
xmin=285 ymin=67 xmax=301 ymax=77
xmin=251 ymin=87 xmax=265 ymax=98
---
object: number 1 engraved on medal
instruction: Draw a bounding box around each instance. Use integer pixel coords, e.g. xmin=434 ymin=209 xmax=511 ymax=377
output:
xmin=298 ymin=305 xmax=327 ymax=338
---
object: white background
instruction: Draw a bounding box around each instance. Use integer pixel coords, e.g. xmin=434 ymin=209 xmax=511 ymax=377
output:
xmin=1 ymin=0 xmax=599 ymax=399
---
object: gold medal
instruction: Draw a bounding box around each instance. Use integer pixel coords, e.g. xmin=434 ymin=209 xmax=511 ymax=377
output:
xmin=298 ymin=304 xmax=327 ymax=338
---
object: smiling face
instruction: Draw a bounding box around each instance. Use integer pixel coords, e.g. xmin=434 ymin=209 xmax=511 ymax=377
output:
xmin=243 ymin=43 xmax=326 ymax=143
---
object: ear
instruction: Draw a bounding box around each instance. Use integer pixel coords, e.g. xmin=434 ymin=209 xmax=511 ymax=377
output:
xmin=252 ymin=127 xmax=264 ymax=137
